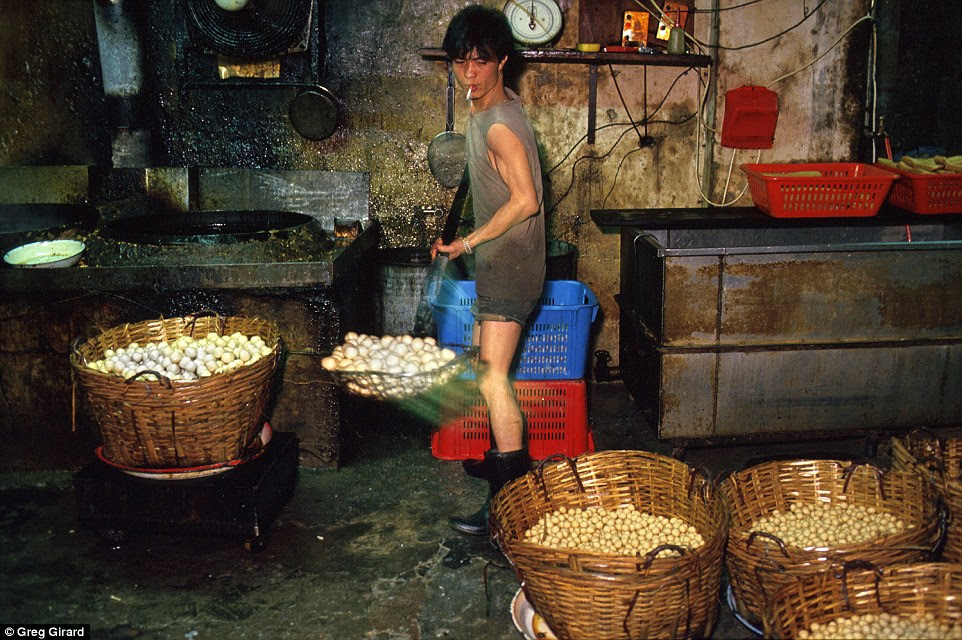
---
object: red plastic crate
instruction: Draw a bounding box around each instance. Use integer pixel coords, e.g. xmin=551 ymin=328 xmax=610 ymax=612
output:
xmin=431 ymin=380 xmax=594 ymax=461
xmin=741 ymin=163 xmax=899 ymax=218
xmin=880 ymin=165 xmax=962 ymax=214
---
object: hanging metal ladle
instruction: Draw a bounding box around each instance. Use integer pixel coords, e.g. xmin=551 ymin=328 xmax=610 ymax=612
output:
xmin=427 ymin=63 xmax=467 ymax=188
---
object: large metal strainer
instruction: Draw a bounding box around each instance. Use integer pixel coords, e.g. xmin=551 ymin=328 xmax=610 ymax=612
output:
xmin=427 ymin=64 xmax=466 ymax=188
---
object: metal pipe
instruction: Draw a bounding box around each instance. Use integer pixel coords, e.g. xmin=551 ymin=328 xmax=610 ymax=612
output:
xmin=699 ymin=0 xmax=721 ymax=206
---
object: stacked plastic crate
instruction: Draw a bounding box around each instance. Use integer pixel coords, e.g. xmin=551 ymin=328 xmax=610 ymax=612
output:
xmin=429 ymin=280 xmax=600 ymax=460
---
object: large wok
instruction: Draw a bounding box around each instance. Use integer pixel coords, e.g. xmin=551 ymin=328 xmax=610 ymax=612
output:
xmin=100 ymin=210 xmax=322 ymax=245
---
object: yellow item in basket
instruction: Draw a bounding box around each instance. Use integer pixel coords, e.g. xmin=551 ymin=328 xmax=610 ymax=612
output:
xmin=934 ymin=155 xmax=962 ymax=174
xmin=762 ymin=170 xmax=822 ymax=178
xmin=896 ymin=159 xmax=931 ymax=174
xmin=885 ymin=155 xmax=962 ymax=175
xmin=903 ymin=156 xmax=941 ymax=171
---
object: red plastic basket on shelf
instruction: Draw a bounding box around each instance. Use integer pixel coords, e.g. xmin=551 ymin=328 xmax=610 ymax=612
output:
xmin=431 ymin=380 xmax=593 ymax=461
xmin=880 ymin=165 xmax=962 ymax=214
xmin=741 ymin=162 xmax=899 ymax=218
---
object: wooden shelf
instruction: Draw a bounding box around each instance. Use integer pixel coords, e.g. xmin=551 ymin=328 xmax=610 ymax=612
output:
xmin=419 ymin=47 xmax=711 ymax=143
xmin=418 ymin=47 xmax=711 ymax=68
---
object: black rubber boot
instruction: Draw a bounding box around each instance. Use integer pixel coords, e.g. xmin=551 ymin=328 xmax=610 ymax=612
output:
xmin=462 ymin=418 xmax=528 ymax=480
xmin=449 ymin=448 xmax=530 ymax=536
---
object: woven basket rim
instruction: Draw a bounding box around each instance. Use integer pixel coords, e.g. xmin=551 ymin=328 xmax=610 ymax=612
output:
xmin=492 ymin=450 xmax=729 ymax=574
xmin=763 ymin=562 xmax=962 ymax=638
xmin=70 ymin=313 xmax=282 ymax=379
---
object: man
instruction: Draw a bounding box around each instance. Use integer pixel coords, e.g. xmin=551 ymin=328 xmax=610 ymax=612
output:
xmin=432 ymin=5 xmax=546 ymax=536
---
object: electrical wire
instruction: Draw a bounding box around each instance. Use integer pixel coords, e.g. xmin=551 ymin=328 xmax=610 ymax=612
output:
xmin=547 ymin=66 xmax=693 ymax=177
xmin=689 ymin=0 xmax=766 ymax=12
xmin=765 ymin=14 xmax=873 ymax=88
xmin=713 ymin=0 xmax=833 ymax=51
xmin=602 ymin=146 xmax=646 ymax=208
xmin=546 ymin=66 xmax=696 ymax=211
xmin=608 ymin=64 xmax=645 ymax=146
xmin=549 ymin=113 xmax=695 ymax=213
xmin=637 ymin=0 xmax=833 ymax=53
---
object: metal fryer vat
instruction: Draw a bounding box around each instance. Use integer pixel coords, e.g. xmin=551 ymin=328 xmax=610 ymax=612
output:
xmin=618 ymin=217 xmax=962 ymax=441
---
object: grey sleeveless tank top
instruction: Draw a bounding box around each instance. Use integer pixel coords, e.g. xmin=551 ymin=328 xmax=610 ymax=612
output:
xmin=466 ymin=88 xmax=546 ymax=302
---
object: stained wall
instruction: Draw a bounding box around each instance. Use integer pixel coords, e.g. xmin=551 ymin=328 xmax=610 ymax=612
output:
xmin=0 ymin=0 xmax=875 ymax=368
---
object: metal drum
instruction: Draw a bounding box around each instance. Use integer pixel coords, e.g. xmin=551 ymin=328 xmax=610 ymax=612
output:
xmin=379 ymin=248 xmax=431 ymax=336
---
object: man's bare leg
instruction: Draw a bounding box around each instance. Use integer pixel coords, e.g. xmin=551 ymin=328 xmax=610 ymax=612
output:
xmin=476 ymin=319 xmax=523 ymax=452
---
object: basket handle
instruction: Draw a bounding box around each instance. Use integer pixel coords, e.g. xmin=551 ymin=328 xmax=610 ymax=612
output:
xmin=184 ymin=309 xmax=224 ymax=338
xmin=69 ymin=335 xmax=86 ymax=359
xmin=836 ymin=560 xmax=884 ymax=611
xmin=746 ymin=530 xmax=791 ymax=558
xmin=641 ymin=544 xmax=688 ymax=568
xmin=534 ymin=454 xmax=584 ymax=502
xmin=753 ymin=555 xmax=787 ymax=610
xmin=624 ymin=565 xmax=697 ymax=640
xmin=686 ymin=466 xmax=716 ymax=503
xmin=840 ymin=460 xmax=887 ymax=501
xmin=124 ymin=370 xmax=173 ymax=389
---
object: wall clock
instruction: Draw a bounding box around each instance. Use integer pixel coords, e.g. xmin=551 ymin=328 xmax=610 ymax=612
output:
xmin=502 ymin=0 xmax=563 ymax=47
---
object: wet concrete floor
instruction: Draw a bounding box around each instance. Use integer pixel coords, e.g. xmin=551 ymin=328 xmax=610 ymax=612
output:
xmin=0 ymin=382 xmax=877 ymax=640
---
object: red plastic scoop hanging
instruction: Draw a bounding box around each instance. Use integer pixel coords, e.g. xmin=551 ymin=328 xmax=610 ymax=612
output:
xmin=720 ymin=86 xmax=779 ymax=149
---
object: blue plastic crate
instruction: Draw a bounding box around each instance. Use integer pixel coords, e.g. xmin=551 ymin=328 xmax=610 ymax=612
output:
xmin=430 ymin=280 xmax=599 ymax=380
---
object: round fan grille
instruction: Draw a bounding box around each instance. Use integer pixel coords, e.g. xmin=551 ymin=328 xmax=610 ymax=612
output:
xmin=185 ymin=0 xmax=312 ymax=58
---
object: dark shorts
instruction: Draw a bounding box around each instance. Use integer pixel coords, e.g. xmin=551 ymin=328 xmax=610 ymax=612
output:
xmin=471 ymin=295 xmax=540 ymax=326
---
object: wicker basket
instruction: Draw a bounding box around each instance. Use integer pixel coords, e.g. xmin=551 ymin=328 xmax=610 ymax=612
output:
xmin=764 ymin=563 xmax=962 ymax=639
xmin=71 ymin=314 xmax=281 ymax=468
xmin=489 ymin=450 xmax=728 ymax=640
xmin=721 ymin=459 xmax=942 ymax=628
xmin=891 ymin=431 xmax=962 ymax=562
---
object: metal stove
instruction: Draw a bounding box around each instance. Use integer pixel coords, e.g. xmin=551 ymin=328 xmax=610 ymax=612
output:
xmin=74 ymin=431 xmax=299 ymax=552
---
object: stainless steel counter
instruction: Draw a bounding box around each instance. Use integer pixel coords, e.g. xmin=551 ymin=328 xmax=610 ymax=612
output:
xmin=603 ymin=206 xmax=962 ymax=442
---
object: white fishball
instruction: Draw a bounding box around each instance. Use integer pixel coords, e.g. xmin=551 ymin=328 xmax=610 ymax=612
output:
xmin=410 ymin=337 xmax=424 ymax=351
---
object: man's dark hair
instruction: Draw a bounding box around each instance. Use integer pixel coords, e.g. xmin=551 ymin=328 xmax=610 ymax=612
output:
xmin=442 ymin=5 xmax=514 ymax=62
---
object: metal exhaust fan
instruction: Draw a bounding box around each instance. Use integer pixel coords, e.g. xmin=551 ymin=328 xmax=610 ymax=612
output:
xmin=185 ymin=0 xmax=312 ymax=58
xmin=183 ymin=0 xmax=339 ymax=140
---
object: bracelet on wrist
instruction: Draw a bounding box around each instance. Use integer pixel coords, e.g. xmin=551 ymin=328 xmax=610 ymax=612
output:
xmin=461 ymin=236 xmax=473 ymax=254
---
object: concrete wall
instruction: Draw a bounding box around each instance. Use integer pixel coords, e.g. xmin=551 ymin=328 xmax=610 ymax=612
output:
xmin=0 ymin=0 xmax=873 ymax=368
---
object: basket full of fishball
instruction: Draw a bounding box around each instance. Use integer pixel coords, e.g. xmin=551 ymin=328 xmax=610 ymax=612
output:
xmin=71 ymin=313 xmax=281 ymax=468
xmin=763 ymin=562 xmax=962 ymax=639
xmin=721 ymin=458 xmax=942 ymax=628
xmin=891 ymin=430 xmax=962 ymax=562
xmin=489 ymin=450 xmax=728 ymax=640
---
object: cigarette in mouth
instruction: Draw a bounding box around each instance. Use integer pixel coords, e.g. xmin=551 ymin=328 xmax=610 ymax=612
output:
xmin=466 ymin=87 xmax=473 ymax=100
